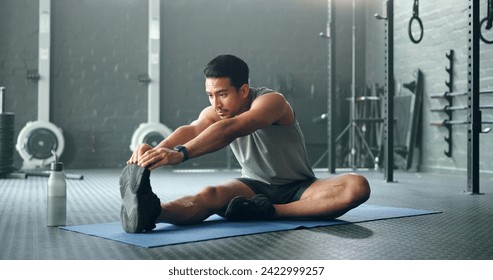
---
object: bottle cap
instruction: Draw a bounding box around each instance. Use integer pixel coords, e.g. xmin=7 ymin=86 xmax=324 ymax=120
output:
xmin=51 ymin=150 xmax=63 ymax=171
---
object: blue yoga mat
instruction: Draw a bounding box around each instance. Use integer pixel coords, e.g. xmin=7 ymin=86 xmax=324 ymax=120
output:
xmin=61 ymin=204 xmax=440 ymax=248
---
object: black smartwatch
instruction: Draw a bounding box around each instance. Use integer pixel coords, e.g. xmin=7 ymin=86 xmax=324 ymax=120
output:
xmin=173 ymin=145 xmax=189 ymax=162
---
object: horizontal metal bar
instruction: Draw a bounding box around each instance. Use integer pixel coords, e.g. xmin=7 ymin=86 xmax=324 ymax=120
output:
xmin=430 ymin=90 xmax=493 ymax=99
xmin=430 ymin=105 xmax=493 ymax=112
xmin=430 ymin=120 xmax=493 ymax=126
xmin=430 ymin=120 xmax=466 ymax=126
xmin=353 ymin=118 xmax=384 ymax=123
xmin=345 ymin=96 xmax=382 ymax=101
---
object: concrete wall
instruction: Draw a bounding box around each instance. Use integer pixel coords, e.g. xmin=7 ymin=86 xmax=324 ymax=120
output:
xmin=51 ymin=0 xmax=149 ymax=168
xmin=365 ymin=0 xmax=493 ymax=175
xmin=0 ymin=0 xmax=328 ymax=169
xmin=396 ymin=0 xmax=493 ymax=175
xmin=161 ymin=0 xmax=329 ymax=168
xmin=3 ymin=0 xmax=491 ymax=174
xmin=0 ymin=0 xmax=40 ymax=166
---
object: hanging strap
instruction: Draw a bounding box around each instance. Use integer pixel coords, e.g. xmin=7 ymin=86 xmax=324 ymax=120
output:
xmin=487 ymin=0 xmax=492 ymax=29
xmin=480 ymin=0 xmax=493 ymax=43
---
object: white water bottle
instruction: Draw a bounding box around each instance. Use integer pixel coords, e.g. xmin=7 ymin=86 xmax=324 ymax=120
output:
xmin=47 ymin=150 xmax=67 ymax=227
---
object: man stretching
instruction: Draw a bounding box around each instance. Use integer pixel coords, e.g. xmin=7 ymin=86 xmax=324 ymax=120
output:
xmin=120 ymin=54 xmax=370 ymax=233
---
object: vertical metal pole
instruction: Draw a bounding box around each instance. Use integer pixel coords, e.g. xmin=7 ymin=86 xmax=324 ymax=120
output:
xmin=0 ymin=87 xmax=5 ymax=114
xmin=467 ymin=0 xmax=481 ymax=194
xmin=384 ymin=0 xmax=395 ymax=182
xmin=148 ymin=0 xmax=160 ymax=123
xmin=38 ymin=0 xmax=51 ymax=122
xmin=327 ymin=0 xmax=336 ymax=173
xmin=350 ymin=0 xmax=357 ymax=169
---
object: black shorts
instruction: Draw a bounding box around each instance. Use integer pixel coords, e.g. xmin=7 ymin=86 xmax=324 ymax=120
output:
xmin=235 ymin=177 xmax=318 ymax=204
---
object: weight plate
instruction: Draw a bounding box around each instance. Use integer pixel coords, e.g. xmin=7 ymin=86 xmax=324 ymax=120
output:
xmin=129 ymin=122 xmax=173 ymax=152
xmin=142 ymin=132 xmax=164 ymax=147
xmin=26 ymin=128 xmax=58 ymax=160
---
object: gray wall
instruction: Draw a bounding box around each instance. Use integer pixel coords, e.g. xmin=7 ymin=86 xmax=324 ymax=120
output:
xmin=0 ymin=0 xmax=39 ymax=165
xmin=51 ymin=0 xmax=149 ymax=168
xmin=1 ymin=0 xmax=328 ymax=169
xmin=364 ymin=0 xmax=493 ymax=175
xmin=161 ymin=0 xmax=329 ymax=168
xmin=3 ymin=0 xmax=491 ymax=175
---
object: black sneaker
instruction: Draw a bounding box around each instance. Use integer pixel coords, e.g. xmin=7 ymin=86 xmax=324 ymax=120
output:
xmin=224 ymin=194 xmax=276 ymax=221
xmin=119 ymin=164 xmax=161 ymax=233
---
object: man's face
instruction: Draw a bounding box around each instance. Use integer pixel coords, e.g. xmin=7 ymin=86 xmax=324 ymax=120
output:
xmin=205 ymin=77 xmax=248 ymax=119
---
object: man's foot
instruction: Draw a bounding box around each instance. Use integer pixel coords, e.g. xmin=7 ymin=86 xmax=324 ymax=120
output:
xmin=224 ymin=194 xmax=276 ymax=221
xmin=119 ymin=164 xmax=161 ymax=233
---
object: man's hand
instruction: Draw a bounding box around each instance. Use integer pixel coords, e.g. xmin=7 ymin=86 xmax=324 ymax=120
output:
xmin=127 ymin=143 xmax=153 ymax=165
xmin=137 ymin=146 xmax=184 ymax=170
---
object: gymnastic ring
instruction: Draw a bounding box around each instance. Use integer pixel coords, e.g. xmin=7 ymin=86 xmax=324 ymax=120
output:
xmin=408 ymin=16 xmax=424 ymax=44
xmin=480 ymin=17 xmax=493 ymax=44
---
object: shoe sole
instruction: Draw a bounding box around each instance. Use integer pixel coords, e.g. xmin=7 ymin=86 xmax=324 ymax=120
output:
xmin=119 ymin=164 xmax=145 ymax=233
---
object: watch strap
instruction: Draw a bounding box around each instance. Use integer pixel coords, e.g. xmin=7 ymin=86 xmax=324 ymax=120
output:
xmin=173 ymin=145 xmax=189 ymax=162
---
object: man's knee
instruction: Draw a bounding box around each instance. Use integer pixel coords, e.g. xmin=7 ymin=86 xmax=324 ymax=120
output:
xmin=345 ymin=173 xmax=371 ymax=204
xmin=197 ymin=186 xmax=220 ymax=202
xmin=196 ymin=185 xmax=236 ymax=210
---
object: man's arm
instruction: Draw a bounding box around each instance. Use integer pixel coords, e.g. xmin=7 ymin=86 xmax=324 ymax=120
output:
xmin=184 ymin=92 xmax=293 ymax=159
xmin=157 ymin=107 xmax=219 ymax=149
xmin=128 ymin=106 xmax=218 ymax=167
xmin=137 ymin=92 xmax=293 ymax=169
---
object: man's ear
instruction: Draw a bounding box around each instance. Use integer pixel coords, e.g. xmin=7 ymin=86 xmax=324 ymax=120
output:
xmin=239 ymin=84 xmax=250 ymax=98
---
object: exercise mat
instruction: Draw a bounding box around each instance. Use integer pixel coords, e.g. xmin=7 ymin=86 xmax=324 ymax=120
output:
xmin=60 ymin=204 xmax=440 ymax=248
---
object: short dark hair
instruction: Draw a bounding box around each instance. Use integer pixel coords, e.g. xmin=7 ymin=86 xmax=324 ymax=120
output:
xmin=204 ymin=54 xmax=249 ymax=91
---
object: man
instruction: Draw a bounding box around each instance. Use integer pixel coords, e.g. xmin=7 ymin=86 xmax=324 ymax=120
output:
xmin=120 ymin=54 xmax=370 ymax=233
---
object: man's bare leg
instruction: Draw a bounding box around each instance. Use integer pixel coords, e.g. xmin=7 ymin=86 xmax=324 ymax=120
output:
xmin=274 ymin=173 xmax=370 ymax=219
xmin=153 ymin=173 xmax=369 ymax=225
xmin=155 ymin=179 xmax=256 ymax=225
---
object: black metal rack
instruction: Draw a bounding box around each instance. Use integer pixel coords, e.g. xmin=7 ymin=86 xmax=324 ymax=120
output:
xmin=374 ymin=0 xmax=395 ymax=182
xmin=426 ymin=1 xmax=491 ymax=194
xmin=443 ymin=50 xmax=454 ymax=157
xmin=467 ymin=0 xmax=482 ymax=194
xmin=429 ymin=50 xmax=455 ymax=157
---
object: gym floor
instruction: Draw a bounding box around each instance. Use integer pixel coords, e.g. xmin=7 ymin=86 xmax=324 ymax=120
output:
xmin=1 ymin=168 xmax=492 ymax=260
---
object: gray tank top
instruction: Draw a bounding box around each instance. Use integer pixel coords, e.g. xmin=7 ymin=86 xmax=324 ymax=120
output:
xmin=229 ymin=87 xmax=315 ymax=185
